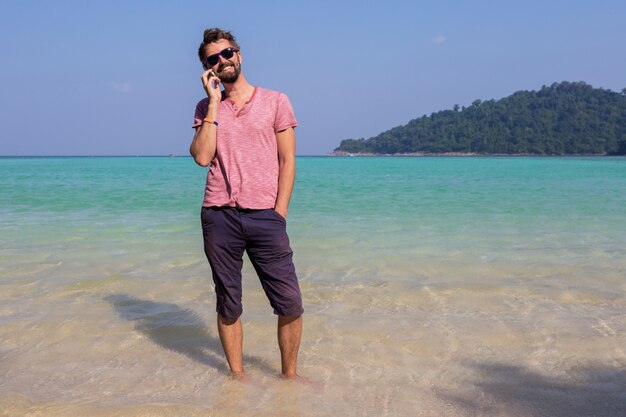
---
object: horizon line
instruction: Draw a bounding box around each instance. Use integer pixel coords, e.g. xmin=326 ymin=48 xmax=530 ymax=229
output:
xmin=0 ymin=154 xmax=332 ymax=158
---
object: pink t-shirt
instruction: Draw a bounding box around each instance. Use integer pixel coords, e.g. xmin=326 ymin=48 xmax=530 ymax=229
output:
xmin=193 ymin=87 xmax=298 ymax=209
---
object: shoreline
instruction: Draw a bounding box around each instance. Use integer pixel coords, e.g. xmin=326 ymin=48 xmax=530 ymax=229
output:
xmin=327 ymin=151 xmax=614 ymax=157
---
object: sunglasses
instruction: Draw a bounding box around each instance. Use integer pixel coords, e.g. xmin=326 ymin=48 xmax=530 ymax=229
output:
xmin=205 ymin=47 xmax=239 ymax=68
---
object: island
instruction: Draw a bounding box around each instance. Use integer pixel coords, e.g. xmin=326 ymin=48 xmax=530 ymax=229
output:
xmin=332 ymin=81 xmax=626 ymax=156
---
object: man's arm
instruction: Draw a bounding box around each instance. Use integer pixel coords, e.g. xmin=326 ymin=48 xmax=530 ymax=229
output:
xmin=190 ymin=70 xmax=221 ymax=167
xmin=190 ymin=101 xmax=218 ymax=167
xmin=274 ymin=127 xmax=296 ymax=219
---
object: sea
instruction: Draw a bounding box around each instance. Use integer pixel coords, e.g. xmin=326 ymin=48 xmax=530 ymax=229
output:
xmin=1 ymin=156 xmax=625 ymax=417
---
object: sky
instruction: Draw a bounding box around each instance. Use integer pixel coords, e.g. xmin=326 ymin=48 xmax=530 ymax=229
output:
xmin=1 ymin=0 xmax=625 ymax=156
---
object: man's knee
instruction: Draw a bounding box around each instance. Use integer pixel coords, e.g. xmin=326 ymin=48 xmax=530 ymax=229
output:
xmin=272 ymin=292 xmax=304 ymax=317
xmin=216 ymin=302 xmax=243 ymax=322
xmin=218 ymin=312 xmax=240 ymax=325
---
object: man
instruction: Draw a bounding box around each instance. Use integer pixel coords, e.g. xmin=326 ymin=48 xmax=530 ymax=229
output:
xmin=190 ymin=28 xmax=303 ymax=380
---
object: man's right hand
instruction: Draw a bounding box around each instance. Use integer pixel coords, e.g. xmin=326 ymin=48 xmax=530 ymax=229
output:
xmin=201 ymin=70 xmax=221 ymax=102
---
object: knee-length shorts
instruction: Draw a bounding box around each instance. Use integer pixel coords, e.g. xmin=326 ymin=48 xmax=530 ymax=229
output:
xmin=201 ymin=206 xmax=304 ymax=321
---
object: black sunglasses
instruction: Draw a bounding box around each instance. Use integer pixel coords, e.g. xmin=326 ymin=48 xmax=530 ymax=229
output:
xmin=205 ymin=47 xmax=239 ymax=68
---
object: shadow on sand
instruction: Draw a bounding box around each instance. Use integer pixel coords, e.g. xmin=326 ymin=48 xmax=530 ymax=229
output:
xmin=439 ymin=361 xmax=626 ymax=417
xmin=104 ymin=294 xmax=276 ymax=375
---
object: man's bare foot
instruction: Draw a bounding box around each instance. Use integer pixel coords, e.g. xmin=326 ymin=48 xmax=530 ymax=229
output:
xmin=280 ymin=373 xmax=324 ymax=389
xmin=229 ymin=371 xmax=250 ymax=383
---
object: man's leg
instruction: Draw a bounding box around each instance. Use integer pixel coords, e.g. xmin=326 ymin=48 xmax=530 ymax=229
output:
xmin=243 ymin=209 xmax=304 ymax=376
xmin=217 ymin=314 xmax=244 ymax=377
xmin=201 ymin=207 xmax=246 ymax=376
xmin=278 ymin=315 xmax=302 ymax=377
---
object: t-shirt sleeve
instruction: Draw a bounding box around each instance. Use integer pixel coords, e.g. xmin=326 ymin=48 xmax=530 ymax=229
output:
xmin=274 ymin=93 xmax=298 ymax=132
xmin=192 ymin=98 xmax=210 ymax=128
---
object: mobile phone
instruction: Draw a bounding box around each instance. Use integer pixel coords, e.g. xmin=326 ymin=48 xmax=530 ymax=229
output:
xmin=209 ymin=71 xmax=219 ymax=88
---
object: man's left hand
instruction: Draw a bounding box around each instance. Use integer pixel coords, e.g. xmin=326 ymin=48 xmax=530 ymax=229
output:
xmin=274 ymin=207 xmax=288 ymax=220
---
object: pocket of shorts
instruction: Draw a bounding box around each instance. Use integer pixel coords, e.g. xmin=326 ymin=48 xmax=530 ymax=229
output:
xmin=201 ymin=207 xmax=215 ymax=223
xmin=269 ymin=209 xmax=287 ymax=224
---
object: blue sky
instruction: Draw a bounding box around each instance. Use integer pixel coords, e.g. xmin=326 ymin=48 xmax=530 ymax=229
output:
xmin=1 ymin=0 xmax=625 ymax=155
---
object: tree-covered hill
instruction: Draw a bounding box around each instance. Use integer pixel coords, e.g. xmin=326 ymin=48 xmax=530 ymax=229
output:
xmin=334 ymin=82 xmax=626 ymax=155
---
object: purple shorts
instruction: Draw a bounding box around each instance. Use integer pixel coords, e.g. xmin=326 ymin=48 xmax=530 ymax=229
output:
xmin=201 ymin=206 xmax=303 ymax=321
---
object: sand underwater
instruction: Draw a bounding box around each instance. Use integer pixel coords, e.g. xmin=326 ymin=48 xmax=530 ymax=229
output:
xmin=1 ymin=156 xmax=626 ymax=416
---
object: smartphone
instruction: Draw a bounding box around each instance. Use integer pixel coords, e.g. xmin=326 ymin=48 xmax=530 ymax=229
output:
xmin=209 ymin=71 xmax=219 ymax=89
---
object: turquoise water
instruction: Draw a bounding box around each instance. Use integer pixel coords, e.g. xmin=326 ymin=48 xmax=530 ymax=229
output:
xmin=1 ymin=156 xmax=626 ymax=416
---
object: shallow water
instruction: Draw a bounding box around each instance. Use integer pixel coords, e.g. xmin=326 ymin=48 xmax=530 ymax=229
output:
xmin=1 ymin=156 xmax=626 ymax=416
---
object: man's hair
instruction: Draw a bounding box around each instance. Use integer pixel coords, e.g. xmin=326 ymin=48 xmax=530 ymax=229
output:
xmin=198 ymin=28 xmax=240 ymax=69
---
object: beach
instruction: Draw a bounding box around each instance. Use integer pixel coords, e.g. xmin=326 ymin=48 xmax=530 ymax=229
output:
xmin=1 ymin=156 xmax=626 ymax=416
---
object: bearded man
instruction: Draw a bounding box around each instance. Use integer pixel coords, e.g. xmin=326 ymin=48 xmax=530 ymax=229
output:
xmin=190 ymin=28 xmax=303 ymax=380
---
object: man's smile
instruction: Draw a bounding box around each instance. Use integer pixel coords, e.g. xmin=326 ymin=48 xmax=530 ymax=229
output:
xmin=219 ymin=64 xmax=234 ymax=73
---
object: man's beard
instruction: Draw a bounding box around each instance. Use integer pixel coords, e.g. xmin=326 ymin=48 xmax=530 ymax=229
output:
xmin=218 ymin=62 xmax=241 ymax=83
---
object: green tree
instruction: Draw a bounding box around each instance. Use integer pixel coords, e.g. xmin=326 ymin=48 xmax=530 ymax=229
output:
xmin=334 ymin=82 xmax=626 ymax=155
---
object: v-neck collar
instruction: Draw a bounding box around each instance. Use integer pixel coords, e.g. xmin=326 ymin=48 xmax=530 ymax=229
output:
xmin=222 ymin=86 xmax=257 ymax=116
